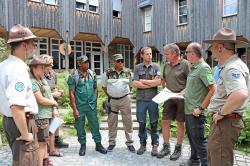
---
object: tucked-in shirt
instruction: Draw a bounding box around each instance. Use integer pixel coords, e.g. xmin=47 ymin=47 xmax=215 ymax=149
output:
xmin=208 ymin=55 xmax=250 ymax=115
xmin=133 ymin=63 xmax=161 ymax=101
xmin=184 ymin=59 xmax=214 ymax=115
xmin=31 ymin=76 xmax=53 ymax=119
xmin=101 ymin=67 xmax=132 ymax=98
xmin=0 ymin=55 xmax=38 ymax=117
xmin=162 ymin=59 xmax=190 ymax=92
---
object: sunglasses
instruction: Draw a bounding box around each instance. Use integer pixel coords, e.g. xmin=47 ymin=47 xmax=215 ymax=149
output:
xmin=116 ymin=59 xmax=124 ymax=63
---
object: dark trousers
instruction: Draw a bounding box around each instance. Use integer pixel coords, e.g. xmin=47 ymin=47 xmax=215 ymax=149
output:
xmin=185 ymin=115 xmax=208 ymax=166
xmin=138 ymin=122 xmax=159 ymax=146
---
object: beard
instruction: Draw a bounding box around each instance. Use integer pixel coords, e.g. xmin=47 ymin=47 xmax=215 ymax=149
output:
xmin=26 ymin=48 xmax=39 ymax=60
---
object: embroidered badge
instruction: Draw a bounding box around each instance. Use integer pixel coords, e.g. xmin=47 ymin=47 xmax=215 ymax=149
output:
xmin=232 ymin=71 xmax=241 ymax=79
xmin=15 ymin=82 xmax=25 ymax=92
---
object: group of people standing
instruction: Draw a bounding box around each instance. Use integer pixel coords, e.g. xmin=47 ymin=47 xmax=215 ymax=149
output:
xmin=0 ymin=23 xmax=249 ymax=166
xmin=0 ymin=24 xmax=69 ymax=166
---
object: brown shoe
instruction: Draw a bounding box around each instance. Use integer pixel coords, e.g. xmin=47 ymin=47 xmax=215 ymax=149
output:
xmin=151 ymin=145 xmax=158 ymax=156
xmin=136 ymin=145 xmax=146 ymax=155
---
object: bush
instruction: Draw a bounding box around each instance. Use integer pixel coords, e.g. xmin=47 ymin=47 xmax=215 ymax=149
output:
xmin=0 ymin=37 xmax=8 ymax=62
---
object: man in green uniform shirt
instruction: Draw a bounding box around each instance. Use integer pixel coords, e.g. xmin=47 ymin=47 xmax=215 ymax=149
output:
xmin=68 ymin=55 xmax=107 ymax=156
xmin=180 ymin=42 xmax=215 ymax=166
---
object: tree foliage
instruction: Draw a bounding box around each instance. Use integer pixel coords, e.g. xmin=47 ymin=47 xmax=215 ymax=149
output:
xmin=0 ymin=37 xmax=8 ymax=62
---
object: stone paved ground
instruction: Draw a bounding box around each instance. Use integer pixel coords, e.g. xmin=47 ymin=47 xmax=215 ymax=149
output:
xmin=1 ymin=130 xmax=250 ymax=166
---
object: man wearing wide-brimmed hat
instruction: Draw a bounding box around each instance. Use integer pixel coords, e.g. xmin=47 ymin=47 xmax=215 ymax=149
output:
xmin=204 ymin=28 xmax=250 ymax=166
xmin=0 ymin=24 xmax=39 ymax=165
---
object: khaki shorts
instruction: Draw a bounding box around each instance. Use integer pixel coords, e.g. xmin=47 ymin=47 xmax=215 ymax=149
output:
xmin=162 ymin=98 xmax=185 ymax=122
xmin=35 ymin=119 xmax=50 ymax=142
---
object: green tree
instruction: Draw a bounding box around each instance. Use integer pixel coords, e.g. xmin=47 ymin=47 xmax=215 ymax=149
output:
xmin=0 ymin=37 xmax=8 ymax=62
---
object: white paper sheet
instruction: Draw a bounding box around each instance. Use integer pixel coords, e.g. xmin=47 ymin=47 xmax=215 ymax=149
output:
xmin=152 ymin=88 xmax=184 ymax=104
xmin=49 ymin=117 xmax=64 ymax=134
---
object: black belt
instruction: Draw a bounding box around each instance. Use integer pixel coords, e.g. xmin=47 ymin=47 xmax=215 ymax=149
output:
xmin=110 ymin=94 xmax=129 ymax=100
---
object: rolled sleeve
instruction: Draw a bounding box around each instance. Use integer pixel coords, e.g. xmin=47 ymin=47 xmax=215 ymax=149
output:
xmin=225 ymin=68 xmax=248 ymax=95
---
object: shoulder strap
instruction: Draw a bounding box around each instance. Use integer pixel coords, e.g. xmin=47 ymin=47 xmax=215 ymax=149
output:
xmin=72 ymin=70 xmax=80 ymax=87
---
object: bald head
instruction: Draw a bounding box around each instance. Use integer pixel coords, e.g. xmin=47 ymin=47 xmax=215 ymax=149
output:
xmin=188 ymin=42 xmax=203 ymax=58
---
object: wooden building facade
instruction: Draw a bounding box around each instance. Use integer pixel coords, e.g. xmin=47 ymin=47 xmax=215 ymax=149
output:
xmin=0 ymin=0 xmax=250 ymax=75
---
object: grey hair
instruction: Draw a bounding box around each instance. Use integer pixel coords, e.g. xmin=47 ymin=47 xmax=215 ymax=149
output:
xmin=163 ymin=43 xmax=180 ymax=56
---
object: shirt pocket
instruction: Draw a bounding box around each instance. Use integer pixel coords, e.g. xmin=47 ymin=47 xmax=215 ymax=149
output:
xmin=76 ymin=79 xmax=86 ymax=94
xmin=216 ymin=79 xmax=227 ymax=98
xmin=138 ymin=70 xmax=146 ymax=79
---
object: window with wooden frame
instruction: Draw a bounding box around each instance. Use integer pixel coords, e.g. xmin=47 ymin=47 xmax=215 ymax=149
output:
xmin=89 ymin=0 xmax=99 ymax=13
xmin=223 ymin=0 xmax=237 ymax=17
xmin=144 ymin=6 xmax=152 ymax=32
xmin=76 ymin=0 xmax=87 ymax=11
xmin=178 ymin=0 xmax=188 ymax=25
xmin=113 ymin=0 xmax=121 ymax=18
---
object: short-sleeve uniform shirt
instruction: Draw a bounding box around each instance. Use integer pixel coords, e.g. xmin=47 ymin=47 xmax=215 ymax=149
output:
xmin=208 ymin=55 xmax=250 ymax=115
xmin=133 ymin=63 xmax=161 ymax=101
xmin=0 ymin=55 xmax=38 ymax=117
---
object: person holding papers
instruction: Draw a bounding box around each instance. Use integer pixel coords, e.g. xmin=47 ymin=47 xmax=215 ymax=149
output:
xmin=132 ymin=47 xmax=161 ymax=156
xmin=157 ymin=44 xmax=190 ymax=161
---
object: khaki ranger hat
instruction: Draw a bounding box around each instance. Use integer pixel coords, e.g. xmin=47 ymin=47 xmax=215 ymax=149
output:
xmin=77 ymin=55 xmax=89 ymax=63
xmin=29 ymin=55 xmax=48 ymax=66
xmin=113 ymin=54 xmax=123 ymax=61
xmin=7 ymin=24 xmax=37 ymax=44
xmin=204 ymin=28 xmax=247 ymax=45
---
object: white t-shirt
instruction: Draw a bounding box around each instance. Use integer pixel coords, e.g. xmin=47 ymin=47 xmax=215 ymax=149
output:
xmin=0 ymin=55 xmax=38 ymax=117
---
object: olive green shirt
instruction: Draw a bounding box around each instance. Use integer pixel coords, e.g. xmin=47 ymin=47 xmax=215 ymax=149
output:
xmin=31 ymin=77 xmax=53 ymax=119
xmin=208 ymin=55 xmax=250 ymax=115
xmin=162 ymin=59 xmax=190 ymax=93
xmin=184 ymin=59 xmax=214 ymax=115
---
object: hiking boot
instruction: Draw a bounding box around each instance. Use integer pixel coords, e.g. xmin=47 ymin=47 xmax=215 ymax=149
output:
xmin=157 ymin=143 xmax=171 ymax=159
xmin=179 ymin=159 xmax=200 ymax=166
xmin=79 ymin=144 xmax=86 ymax=156
xmin=55 ymin=136 xmax=69 ymax=148
xmin=170 ymin=144 xmax=182 ymax=161
xmin=127 ymin=145 xmax=136 ymax=153
xmin=107 ymin=145 xmax=116 ymax=152
xmin=151 ymin=145 xmax=158 ymax=157
xmin=136 ymin=145 xmax=146 ymax=155
xmin=95 ymin=143 xmax=107 ymax=154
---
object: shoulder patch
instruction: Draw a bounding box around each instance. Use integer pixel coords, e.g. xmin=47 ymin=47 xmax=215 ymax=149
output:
xmin=232 ymin=70 xmax=241 ymax=79
xmin=15 ymin=82 xmax=25 ymax=92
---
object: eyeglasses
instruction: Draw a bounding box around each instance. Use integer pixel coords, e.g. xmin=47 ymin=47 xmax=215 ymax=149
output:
xmin=185 ymin=50 xmax=193 ymax=55
xmin=116 ymin=59 xmax=124 ymax=63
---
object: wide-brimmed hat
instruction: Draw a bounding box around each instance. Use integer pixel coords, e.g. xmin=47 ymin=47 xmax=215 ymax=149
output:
xmin=77 ymin=55 xmax=89 ymax=63
xmin=204 ymin=28 xmax=248 ymax=45
xmin=7 ymin=24 xmax=37 ymax=44
xmin=29 ymin=55 xmax=48 ymax=66
xmin=113 ymin=54 xmax=123 ymax=61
